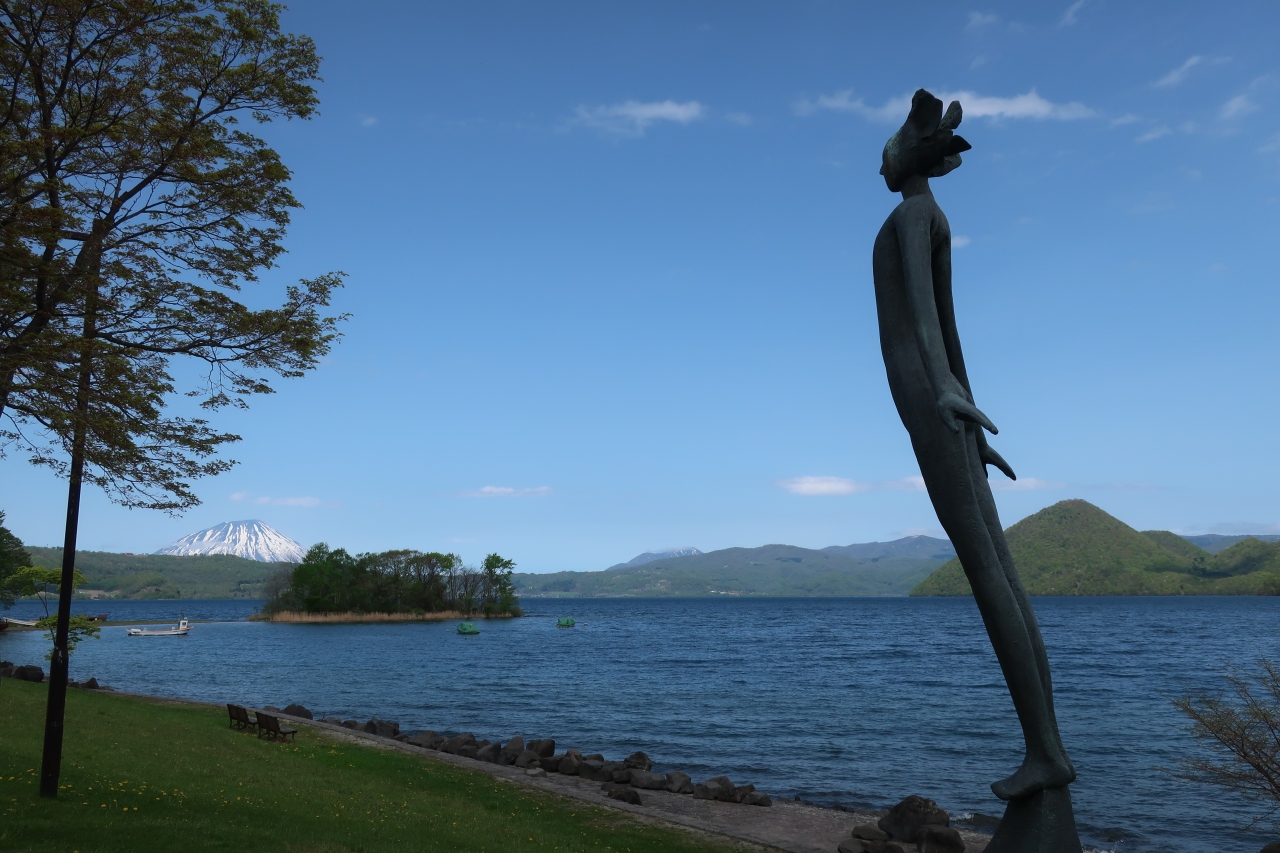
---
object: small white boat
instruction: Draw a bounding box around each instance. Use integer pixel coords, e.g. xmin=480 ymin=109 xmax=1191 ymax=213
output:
xmin=127 ymin=617 xmax=191 ymax=637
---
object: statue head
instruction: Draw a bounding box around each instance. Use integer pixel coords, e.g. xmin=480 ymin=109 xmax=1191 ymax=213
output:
xmin=880 ymin=89 xmax=971 ymax=192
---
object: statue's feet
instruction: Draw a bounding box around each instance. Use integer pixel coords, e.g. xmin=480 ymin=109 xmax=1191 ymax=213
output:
xmin=991 ymin=754 xmax=1076 ymax=801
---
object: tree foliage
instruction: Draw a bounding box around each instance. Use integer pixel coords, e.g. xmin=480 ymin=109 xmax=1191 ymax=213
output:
xmin=1172 ymin=659 xmax=1280 ymax=827
xmin=0 ymin=0 xmax=346 ymax=511
xmin=268 ymin=544 xmax=522 ymax=616
xmin=0 ymin=509 xmax=33 ymax=608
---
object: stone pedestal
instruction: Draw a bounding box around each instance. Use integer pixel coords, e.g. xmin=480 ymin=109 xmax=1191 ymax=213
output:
xmin=985 ymin=787 xmax=1082 ymax=853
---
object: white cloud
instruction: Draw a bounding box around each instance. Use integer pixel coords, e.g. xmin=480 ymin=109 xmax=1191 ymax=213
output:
xmin=1135 ymin=126 xmax=1172 ymax=143
xmin=967 ymin=11 xmax=1000 ymax=29
xmin=776 ymin=476 xmax=867 ymax=496
xmin=1221 ymin=94 xmax=1259 ymax=120
xmin=883 ymin=476 xmax=927 ymax=492
xmin=795 ymin=88 xmax=1092 ymax=122
xmin=230 ymin=491 xmax=321 ymax=507
xmin=1154 ymin=56 xmax=1202 ymax=88
xmin=723 ymin=112 xmax=753 ymax=126
xmin=952 ymin=235 xmax=971 ymax=248
xmin=1058 ymin=0 xmax=1088 ymax=26
xmin=990 ymin=477 xmax=1066 ymax=491
xmin=359 ymin=114 xmax=378 ymax=127
xmin=573 ymin=100 xmax=705 ymax=137
xmin=1111 ymin=113 xmax=1141 ymax=126
xmin=463 ymin=485 xmax=552 ymax=497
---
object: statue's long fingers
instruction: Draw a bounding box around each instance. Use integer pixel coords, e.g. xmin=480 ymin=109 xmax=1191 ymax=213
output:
xmin=955 ymin=399 xmax=998 ymax=435
xmin=983 ymin=446 xmax=1017 ymax=481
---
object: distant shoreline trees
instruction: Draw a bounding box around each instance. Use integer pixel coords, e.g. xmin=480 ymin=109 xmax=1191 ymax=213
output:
xmin=264 ymin=544 xmax=521 ymax=617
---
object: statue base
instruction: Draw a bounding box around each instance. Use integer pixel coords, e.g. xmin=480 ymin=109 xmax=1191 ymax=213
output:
xmin=985 ymin=786 xmax=1082 ymax=853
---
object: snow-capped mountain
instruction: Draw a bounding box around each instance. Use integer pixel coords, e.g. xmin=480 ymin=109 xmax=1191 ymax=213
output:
xmin=155 ymin=520 xmax=307 ymax=563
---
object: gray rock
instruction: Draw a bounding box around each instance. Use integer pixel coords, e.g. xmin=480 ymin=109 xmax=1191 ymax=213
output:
xmin=917 ymin=824 xmax=965 ymax=853
xmin=839 ymin=841 xmax=870 ymax=853
xmin=282 ymin=704 xmax=313 ymax=719
xmin=526 ymin=767 xmax=547 ymax=777
xmin=442 ymin=733 xmax=477 ymax=754
xmin=623 ymin=751 xmax=652 ymax=771
xmin=878 ymin=795 xmax=949 ymax=843
xmin=341 ymin=719 xmax=361 ymax=730
xmin=577 ymin=759 xmax=609 ymax=782
xmin=320 ymin=716 xmax=343 ymax=726
xmin=264 ymin=705 xmax=282 ymax=713
xmin=14 ymin=665 xmax=44 ymax=683
xmin=456 ymin=744 xmax=479 ymax=759
xmin=0 ymin=663 xmax=15 ymax=679
xmin=743 ymin=791 xmax=772 ymax=806
xmin=1259 ymin=845 xmax=1280 ymax=853
xmin=394 ymin=734 xmax=410 ymax=742
xmin=664 ymin=771 xmax=694 ymax=794
xmin=476 ymin=743 xmax=502 ymax=763
xmin=852 ymin=825 xmax=890 ymax=842
xmin=610 ymin=765 xmax=632 ymax=784
xmin=406 ymin=731 xmax=439 ymax=748
xmin=514 ymin=749 xmax=542 ymax=769
xmin=693 ymin=776 xmax=737 ymax=802
xmin=733 ymin=784 xmax=756 ymax=803
xmin=81 ymin=677 xmax=101 ymax=689
xmin=558 ymin=750 xmax=583 ymax=775
xmin=583 ymin=753 xmax=604 ymax=762
xmin=628 ymin=769 xmax=667 ymax=790
xmin=499 ymin=736 xmax=525 ymax=765
xmin=363 ymin=718 xmax=400 ymax=739
xmin=840 ymin=842 xmax=905 ymax=853
xmin=528 ymin=738 xmax=556 ymax=758
xmin=539 ymin=755 xmax=562 ymax=772
xmin=601 ymin=782 xmax=642 ymax=805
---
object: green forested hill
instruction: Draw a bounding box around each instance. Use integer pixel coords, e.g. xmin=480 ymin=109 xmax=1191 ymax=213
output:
xmin=24 ymin=547 xmax=289 ymax=599
xmin=514 ymin=543 xmax=946 ymax=597
xmin=910 ymin=500 xmax=1280 ymax=596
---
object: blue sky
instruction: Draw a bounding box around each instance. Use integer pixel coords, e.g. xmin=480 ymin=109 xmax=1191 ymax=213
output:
xmin=5 ymin=1 xmax=1280 ymax=572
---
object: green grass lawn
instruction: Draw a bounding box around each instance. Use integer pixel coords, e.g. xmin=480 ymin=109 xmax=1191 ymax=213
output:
xmin=0 ymin=680 xmax=734 ymax=853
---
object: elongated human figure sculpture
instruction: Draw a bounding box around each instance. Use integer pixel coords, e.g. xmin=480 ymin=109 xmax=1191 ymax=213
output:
xmin=872 ymin=90 xmax=1081 ymax=851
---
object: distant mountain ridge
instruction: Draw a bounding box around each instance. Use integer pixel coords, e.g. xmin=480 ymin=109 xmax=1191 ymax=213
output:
xmin=1182 ymin=533 xmax=1280 ymax=554
xmin=912 ymin=500 xmax=1280 ymax=596
xmin=155 ymin=520 xmax=306 ymax=563
xmin=515 ymin=537 xmax=952 ymax=597
xmin=606 ymin=548 xmax=703 ymax=571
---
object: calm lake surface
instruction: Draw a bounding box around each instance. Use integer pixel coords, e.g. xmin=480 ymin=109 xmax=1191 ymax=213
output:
xmin=3 ymin=596 xmax=1277 ymax=852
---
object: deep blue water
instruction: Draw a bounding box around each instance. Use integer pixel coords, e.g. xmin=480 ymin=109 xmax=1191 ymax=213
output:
xmin=2 ymin=596 xmax=1277 ymax=853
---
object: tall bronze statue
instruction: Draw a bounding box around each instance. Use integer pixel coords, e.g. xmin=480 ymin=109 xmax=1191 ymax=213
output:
xmin=872 ymin=89 xmax=1082 ymax=852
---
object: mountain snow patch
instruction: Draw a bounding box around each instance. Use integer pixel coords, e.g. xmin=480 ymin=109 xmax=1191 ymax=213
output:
xmin=156 ymin=520 xmax=307 ymax=563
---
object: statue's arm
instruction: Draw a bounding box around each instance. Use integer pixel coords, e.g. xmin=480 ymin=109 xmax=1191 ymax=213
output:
xmin=895 ymin=204 xmax=998 ymax=436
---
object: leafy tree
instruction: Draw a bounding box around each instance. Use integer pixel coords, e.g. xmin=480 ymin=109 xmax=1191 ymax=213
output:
xmin=482 ymin=553 xmax=518 ymax=616
xmin=0 ymin=0 xmax=343 ymax=799
xmin=1172 ymin=659 xmax=1280 ymax=827
xmin=35 ymin=614 xmax=100 ymax=662
xmin=0 ymin=510 xmax=32 ymax=608
xmin=11 ymin=564 xmax=87 ymax=616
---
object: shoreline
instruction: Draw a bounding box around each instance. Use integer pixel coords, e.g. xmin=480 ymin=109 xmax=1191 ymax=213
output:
xmin=255 ymin=610 xmax=519 ymax=624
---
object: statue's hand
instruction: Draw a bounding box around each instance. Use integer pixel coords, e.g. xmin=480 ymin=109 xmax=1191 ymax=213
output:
xmin=936 ymin=390 xmax=998 ymax=435
xmin=977 ymin=432 xmax=1017 ymax=481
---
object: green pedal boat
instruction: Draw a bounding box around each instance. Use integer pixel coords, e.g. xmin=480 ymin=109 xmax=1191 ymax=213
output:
xmin=456 ymin=622 xmax=480 ymax=635
xmin=556 ymin=617 xmax=575 ymax=628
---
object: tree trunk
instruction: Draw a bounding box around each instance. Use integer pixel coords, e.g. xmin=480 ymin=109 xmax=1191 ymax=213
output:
xmin=39 ymin=278 xmax=95 ymax=799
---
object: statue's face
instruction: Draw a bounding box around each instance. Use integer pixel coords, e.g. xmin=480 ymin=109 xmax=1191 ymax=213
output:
xmin=880 ymin=138 xmax=906 ymax=193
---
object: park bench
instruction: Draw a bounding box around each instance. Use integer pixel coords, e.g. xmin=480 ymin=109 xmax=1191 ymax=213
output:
xmin=226 ymin=703 xmax=257 ymax=731
xmin=256 ymin=712 xmax=297 ymax=742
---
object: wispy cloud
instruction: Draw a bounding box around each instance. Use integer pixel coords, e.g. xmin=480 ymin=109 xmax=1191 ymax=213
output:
xmin=1154 ymin=56 xmax=1203 ymax=88
xmin=776 ymin=475 xmax=928 ymax=495
xmin=1136 ymin=125 xmax=1172 ymax=143
xmin=723 ymin=112 xmax=753 ymax=126
xmin=967 ymin=11 xmax=1000 ymax=29
xmin=572 ymin=100 xmax=705 ymax=137
xmin=1111 ymin=113 xmax=1141 ymax=126
xmin=462 ymin=485 xmax=552 ymax=497
xmin=230 ymin=491 xmax=321 ymax=507
xmin=952 ymin=235 xmax=971 ymax=248
xmin=1058 ymin=0 xmax=1088 ymax=26
xmin=990 ymin=477 xmax=1066 ymax=491
xmin=1260 ymin=131 xmax=1280 ymax=153
xmin=795 ymin=88 xmax=1092 ymax=121
xmin=1220 ymin=94 xmax=1259 ymax=120
xmin=776 ymin=476 xmax=867 ymax=496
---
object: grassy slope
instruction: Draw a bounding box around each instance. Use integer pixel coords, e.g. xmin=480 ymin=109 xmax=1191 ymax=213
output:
xmin=515 ymin=544 xmax=945 ymax=597
xmin=24 ymin=547 xmax=289 ymax=599
xmin=0 ymin=680 xmax=733 ymax=853
xmin=910 ymin=499 xmax=1280 ymax=596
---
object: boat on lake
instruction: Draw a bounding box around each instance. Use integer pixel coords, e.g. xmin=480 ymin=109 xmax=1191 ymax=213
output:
xmin=456 ymin=622 xmax=480 ymax=635
xmin=556 ymin=617 xmax=575 ymax=628
xmin=127 ymin=617 xmax=191 ymax=637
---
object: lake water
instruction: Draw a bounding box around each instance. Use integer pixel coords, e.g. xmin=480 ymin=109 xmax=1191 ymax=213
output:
xmin=2 ymin=596 xmax=1277 ymax=852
